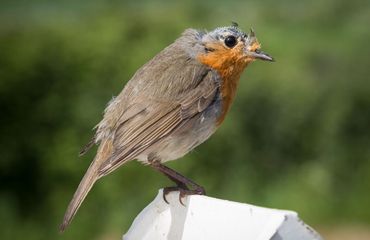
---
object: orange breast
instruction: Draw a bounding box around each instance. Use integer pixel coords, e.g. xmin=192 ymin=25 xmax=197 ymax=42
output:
xmin=197 ymin=44 xmax=250 ymax=126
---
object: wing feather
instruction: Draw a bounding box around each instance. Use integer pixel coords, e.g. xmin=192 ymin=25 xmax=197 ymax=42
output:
xmin=97 ymin=69 xmax=220 ymax=176
xmin=98 ymin=105 xmax=182 ymax=175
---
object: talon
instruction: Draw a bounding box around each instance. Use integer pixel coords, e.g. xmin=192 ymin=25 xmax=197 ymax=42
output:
xmin=162 ymin=185 xmax=204 ymax=206
xmin=179 ymin=195 xmax=186 ymax=206
xmin=163 ymin=186 xmax=179 ymax=204
xmin=163 ymin=193 xmax=170 ymax=204
xmin=179 ymin=191 xmax=188 ymax=206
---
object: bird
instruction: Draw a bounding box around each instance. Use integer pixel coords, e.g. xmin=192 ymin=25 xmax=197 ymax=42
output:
xmin=59 ymin=23 xmax=273 ymax=232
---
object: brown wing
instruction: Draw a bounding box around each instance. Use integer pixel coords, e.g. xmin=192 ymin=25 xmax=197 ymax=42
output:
xmin=98 ymin=69 xmax=220 ymax=176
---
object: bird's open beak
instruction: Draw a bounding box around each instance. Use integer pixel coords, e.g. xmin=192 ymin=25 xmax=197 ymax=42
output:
xmin=245 ymin=28 xmax=274 ymax=62
xmin=250 ymin=50 xmax=274 ymax=62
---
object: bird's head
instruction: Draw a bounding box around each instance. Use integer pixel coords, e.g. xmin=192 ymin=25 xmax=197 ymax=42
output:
xmin=196 ymin=24 xmax=273 ymax=77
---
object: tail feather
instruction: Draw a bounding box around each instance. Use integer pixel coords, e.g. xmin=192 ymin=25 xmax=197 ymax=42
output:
xmin=59 ymin=164 xmax=98 ymax=232
xmin=59 ymin=140 xmax=112 ymax=232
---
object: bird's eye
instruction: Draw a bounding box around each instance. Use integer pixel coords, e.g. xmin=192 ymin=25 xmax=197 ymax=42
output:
xmin=224 ymin=36 xmax=237 ymax=48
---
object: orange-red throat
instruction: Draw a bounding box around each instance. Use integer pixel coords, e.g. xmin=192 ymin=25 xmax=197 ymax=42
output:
xmin=197 ymin=41 xmax=255 ymax=125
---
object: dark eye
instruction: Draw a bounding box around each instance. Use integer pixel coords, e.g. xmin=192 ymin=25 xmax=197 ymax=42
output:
xmin=224 ymin=36 xmax=237 ymax=48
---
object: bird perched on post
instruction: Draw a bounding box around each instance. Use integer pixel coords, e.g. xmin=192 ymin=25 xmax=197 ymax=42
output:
xmin=60 ymin=23 xmax=273 ymax=232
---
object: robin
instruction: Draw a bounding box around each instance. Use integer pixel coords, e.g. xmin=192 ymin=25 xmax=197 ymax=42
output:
xmin=60 ymin=23 xmax=273 ymax=232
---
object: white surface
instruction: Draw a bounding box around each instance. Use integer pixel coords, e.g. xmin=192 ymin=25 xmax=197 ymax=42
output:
xmin=123 ymin=189 xmax=323 ymax=240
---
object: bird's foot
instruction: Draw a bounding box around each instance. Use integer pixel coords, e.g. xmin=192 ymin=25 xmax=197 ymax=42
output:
xmin=163 ymin=185 xmax=206 ymax=206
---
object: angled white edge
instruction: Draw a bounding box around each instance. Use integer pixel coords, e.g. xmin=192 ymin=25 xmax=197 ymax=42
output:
xmin=123 ymin=189 xmax=324 ymax=240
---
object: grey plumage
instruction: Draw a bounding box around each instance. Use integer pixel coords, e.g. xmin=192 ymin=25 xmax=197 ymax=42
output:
xmin=60 ymin=25 xmax=273 ymax=231
xmin=60 ymin=29 xmax=223 ymax=231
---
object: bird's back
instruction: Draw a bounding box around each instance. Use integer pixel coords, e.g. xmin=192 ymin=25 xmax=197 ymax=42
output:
xmin=94 ymin=28 xmax=223 ymax=175
xmin=95 ymin=29 xmax=208 ymax=138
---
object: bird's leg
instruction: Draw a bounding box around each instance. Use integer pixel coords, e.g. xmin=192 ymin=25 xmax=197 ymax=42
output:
xmin=150 ymin=162 xmax=206 ymax=205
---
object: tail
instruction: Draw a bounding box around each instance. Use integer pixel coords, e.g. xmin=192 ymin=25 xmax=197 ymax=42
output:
xmin=59 ymin=140 xmax=113 ymax=232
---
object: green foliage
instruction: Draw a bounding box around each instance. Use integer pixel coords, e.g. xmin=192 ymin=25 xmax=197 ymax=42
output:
xmin=0 ymin=0 xmax=369 ymax=239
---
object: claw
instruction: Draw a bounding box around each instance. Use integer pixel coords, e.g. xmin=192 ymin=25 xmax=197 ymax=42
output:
xmin=150 ymin=162 xmax=206 ymax=205
xmin=163 ymin=186 xmax=178 ymax=204
xmin=179 ymin=190 xmax=189 ymax=206
xmin=179 ymin=194 xmax=186 ymax=206
xmin=162 ymin=186 xmax=206 ymax=206
xmin=163 ymin=194 xmax=169 ymax=204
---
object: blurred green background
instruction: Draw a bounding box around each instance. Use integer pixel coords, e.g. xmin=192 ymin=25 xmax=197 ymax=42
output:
xmin=1 ymin=0 xmax=369 ymax=239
